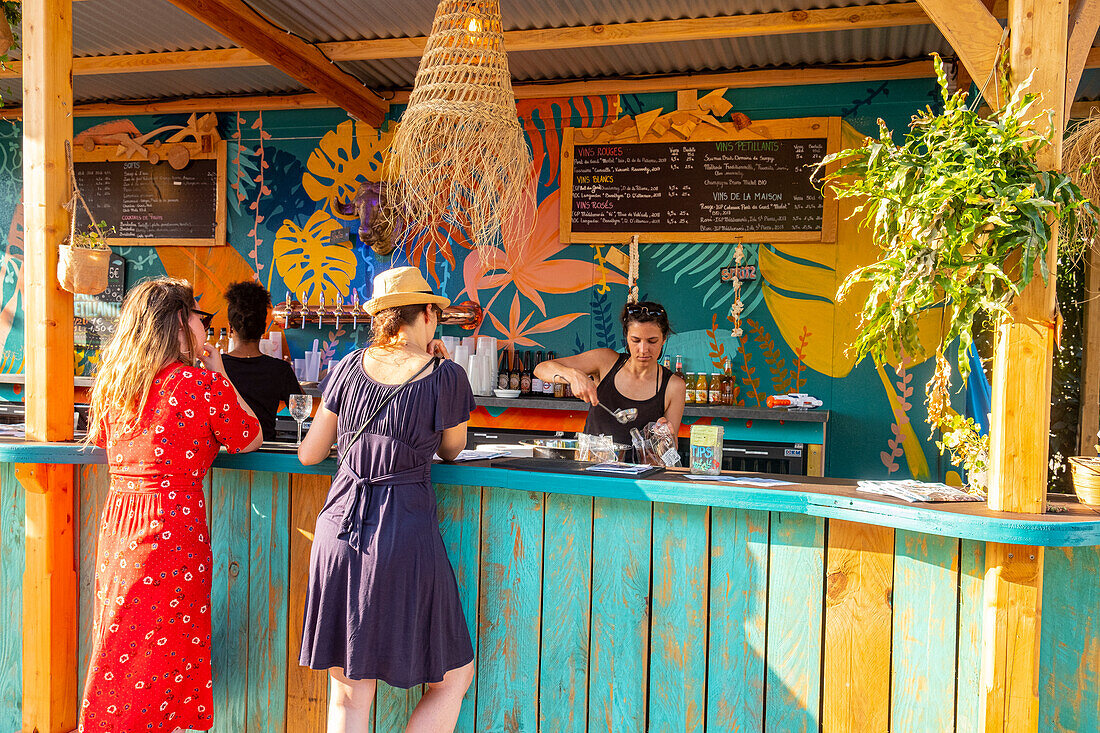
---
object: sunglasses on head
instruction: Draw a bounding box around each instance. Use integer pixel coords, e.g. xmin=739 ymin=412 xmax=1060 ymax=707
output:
xmin=625 ymin=303 xmax=666 ymax=318
xmin=192 ymin=308 xmax=215 ymax=330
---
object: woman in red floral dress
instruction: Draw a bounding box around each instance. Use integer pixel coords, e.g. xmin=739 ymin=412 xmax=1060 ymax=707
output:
xmin=79 ymin=277 xmax=262 ymax=732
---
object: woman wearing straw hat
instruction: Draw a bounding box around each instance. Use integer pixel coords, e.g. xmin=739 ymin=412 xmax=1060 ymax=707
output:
xmin=298 ymin=266 xmax=475 ymax=732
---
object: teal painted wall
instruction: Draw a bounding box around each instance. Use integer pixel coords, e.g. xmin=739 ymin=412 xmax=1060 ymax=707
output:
xmin=0 ymin=79 xmax=969 ymax=481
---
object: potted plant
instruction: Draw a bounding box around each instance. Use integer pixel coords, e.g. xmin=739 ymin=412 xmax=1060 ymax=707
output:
xmin=1069 ymin=435 xmax=1100 ymax=506
xmin=816 ymin=54 xmax=1100 ymax=493
xmin=58 ymin=222 xmax=112 ymax=295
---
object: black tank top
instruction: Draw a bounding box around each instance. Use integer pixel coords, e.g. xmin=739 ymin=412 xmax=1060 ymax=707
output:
xmin=582 ymin=353 xmax=672 ymax=445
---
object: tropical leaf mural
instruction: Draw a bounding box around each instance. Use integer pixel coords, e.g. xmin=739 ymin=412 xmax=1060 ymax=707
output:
xmin=303 ymin=119 xmax=393 ymax=217
xmin=273 ymin=210 xmax=358 ymax=303
xmin=156 ymin=244 xmax=257 ymax=334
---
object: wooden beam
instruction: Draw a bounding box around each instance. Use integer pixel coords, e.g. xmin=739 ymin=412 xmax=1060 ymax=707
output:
xmin=1066 ymin=0 xmax=1100 ymax=118
xmin=1078 ymin=244 xmax=1100 ymax=456
xmin=19 ymin=466 xmax=79 ymax=727
xmin=916 ymin=0 xmax=1003 ymax=89
xmin=0 ymin=59 xmax=938 ymax=119
xmin=160 ymin=0 xmax=385 ymax=127
xmin=0 ymin=2 xmax=935 ymax=80
xmin=22 ymin=0 xmax=74 ymax=443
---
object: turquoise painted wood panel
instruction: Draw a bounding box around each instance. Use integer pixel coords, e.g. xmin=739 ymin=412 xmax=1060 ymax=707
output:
xmin=1039 ymin=545 xmax=1100 ymax=732
xmin=77 ymin=465 xmax=111 ymax=694
xmin=955 ymin=539 xmax=985 ymax=733
xmin=764 ymin=512 xmax=824 ymax=733
xmin=891 ymin=530 xmax=959 ymax=733
xmin=708 ymin=508 xmax=769 ymax=732
xmin=0 ymin=462 xmax=23 ymax=730
xmin=540 ymin=492 xmax=594 ymax=733
xmin=590 ymin=497 xmax=652 ymax=732
xmin=436 ymin=484 xmax=482 ymax=733
xmin=649 ymin=502 xmax=708 ymax=732
xmin=246 ymin=471 xmax=289 ymax=733
xmin=476 ymin=486 xmax=544 ymax=732
xmin=209 ymin=468 xmax=253 ymax=733
xmin=375 ymin=683 xmax=423 ymax=732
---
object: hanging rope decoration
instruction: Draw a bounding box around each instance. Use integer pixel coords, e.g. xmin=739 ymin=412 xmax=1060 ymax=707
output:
xmin=626 ymin=234 xmax=640 ymax=303
xmin=386 ymin=0 xmax=534 ymax=258
xmin=729 ymin=243 xmax=745 ymax=338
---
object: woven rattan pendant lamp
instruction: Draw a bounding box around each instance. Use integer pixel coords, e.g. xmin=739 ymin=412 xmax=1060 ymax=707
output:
xmin=387 ymin=0 xmax=533 ymax=257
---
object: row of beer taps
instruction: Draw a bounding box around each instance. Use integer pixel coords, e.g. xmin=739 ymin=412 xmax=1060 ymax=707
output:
xmin=272 ymin=291 xmax=485 ymax=331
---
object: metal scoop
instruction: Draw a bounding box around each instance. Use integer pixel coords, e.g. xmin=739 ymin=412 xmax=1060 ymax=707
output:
xmin=597 ymin=402 xmax=637 ymax=424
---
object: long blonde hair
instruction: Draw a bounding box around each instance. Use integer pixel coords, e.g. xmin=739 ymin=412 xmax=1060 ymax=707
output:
xmin=87 ymin=277 xmax=200 ymax=444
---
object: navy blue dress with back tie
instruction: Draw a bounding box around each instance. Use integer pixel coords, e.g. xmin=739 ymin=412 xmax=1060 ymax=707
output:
xmin=298 ymin=349 xmax=476 ymax=687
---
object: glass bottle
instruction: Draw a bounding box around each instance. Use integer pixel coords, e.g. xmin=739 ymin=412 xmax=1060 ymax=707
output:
xmin=683 ymin=373 xmax=694 ymax=404
xmin=708 ymin=372 xmax=722 ymax=404
xmin=721 ymin=357 xmax=734 ymax=405
xmin=674 ymin=355 xmax=685 ymax=383
xmin=217 ymin=328 xmax=229 ymax=354
xmin=520 ymin=351 xmax=532 ymax=394
xmin=531 ymin=350 xmax=544 ymax=394
xmin=508 ymin=350 xmax=521 ymax=390
xmin=544 ymin=351 xmax=556 ymax=395
xmin=498 ymin=352 xmax=510 ymax=389
xmin=695 ymin=372 xmax=708 ymax=405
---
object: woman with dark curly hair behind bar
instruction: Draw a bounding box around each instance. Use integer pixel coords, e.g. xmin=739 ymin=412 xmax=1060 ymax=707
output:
xmin=221 ymin=280 xmax=302 ymax=442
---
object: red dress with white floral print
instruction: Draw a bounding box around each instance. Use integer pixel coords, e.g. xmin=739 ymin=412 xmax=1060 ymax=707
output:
xmin=79 ymin=363 xmax=259 ymax=733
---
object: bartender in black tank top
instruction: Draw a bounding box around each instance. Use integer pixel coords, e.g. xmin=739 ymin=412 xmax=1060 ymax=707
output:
xmin=533 ymin=301 xmax=687 ymax=445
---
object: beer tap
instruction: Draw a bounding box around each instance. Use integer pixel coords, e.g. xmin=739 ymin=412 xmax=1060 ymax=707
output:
xmin=333 ymin=297 xmax=343 ymax=330
xmin=284 ymin=291 xmax=291 ymax=329
xmin=352 ymin=290 xmax=359 ymax=330
xmin=317 ymin=293 xmax=324 ymax=329
xmin=300 ymin=291 xmax=307 ymax=330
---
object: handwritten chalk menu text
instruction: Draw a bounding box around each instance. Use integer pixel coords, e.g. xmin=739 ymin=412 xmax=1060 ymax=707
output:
xmin=570 ymin=138 xmax=827 ymax=236
xmin=74 ymin=159 xmax=219 ymax=241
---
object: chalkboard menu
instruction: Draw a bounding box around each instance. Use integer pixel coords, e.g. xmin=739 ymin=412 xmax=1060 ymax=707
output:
xmin=72 ymin=143 xmax=226 ymax=246
xmin=562 ymin=118 xmax=841 ymax=243
xmin=74 ymin=253 xmax=125 ymax=349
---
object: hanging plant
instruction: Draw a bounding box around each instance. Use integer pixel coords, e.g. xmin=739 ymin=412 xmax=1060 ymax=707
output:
xmin=816 ymin=54 xmax=1100 ymax=489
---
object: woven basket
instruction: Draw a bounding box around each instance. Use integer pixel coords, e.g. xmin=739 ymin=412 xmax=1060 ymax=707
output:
xmin=1069 ymin=456 xmax=1100 ymax=506
xmin=57 ymin=244 xmax=110 ymax=295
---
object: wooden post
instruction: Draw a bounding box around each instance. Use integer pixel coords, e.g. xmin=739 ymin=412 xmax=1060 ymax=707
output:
xmin=20 ymin=1 xmax=77 ymax=732
xmin=22 ymin=0 xmax=74 ymax=442
xmin=1078 ymin=244 xmax=1100 ymax=456
xmin=18 ymin=463 xmax=78 ymax=733
xmin=981 ymin=2 xmax=1064 ymax=731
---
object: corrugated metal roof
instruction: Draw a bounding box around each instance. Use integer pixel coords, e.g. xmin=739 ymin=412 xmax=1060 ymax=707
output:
xmin=73 ymin=0 xmax=236 ymax=56
xmin=242 ymin=0 xmax=907 ymax=43
xmin=2 ymin=0 xmax=1084 ymax=105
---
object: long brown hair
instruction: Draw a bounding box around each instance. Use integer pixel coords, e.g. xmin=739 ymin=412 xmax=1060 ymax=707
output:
xmin=368 ymin=303 xmax=439 ymax=352
xmin=87 ymin=277 xmax=199 ymax=444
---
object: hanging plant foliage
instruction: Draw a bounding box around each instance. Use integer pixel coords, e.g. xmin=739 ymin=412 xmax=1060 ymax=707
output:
xmin=816 ymin=54 xmax=1100 ymax=488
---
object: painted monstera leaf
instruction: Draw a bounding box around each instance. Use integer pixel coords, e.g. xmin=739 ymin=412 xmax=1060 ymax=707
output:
xmin=274 ymin=210 xmax=358 ymax=302
xmin=302 ymin=119 xmax=395 ymax=220
xmin=157 ymin=243 xmax=258 ymax=334
xmin=759 ymin=124 xmax=945 ymax=379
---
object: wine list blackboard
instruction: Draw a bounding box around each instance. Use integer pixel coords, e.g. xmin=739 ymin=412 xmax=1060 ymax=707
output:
xmin=569 ymin=138 xmax=826 ymax=236
xmin=73 ymin=152 xmax=226 ymax=246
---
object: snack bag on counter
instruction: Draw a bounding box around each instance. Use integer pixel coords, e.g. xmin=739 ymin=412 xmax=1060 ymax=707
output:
xmin=631 ymin=422 xmax=682 ymax=467
xmin=689 ymin=424 xmax=724 ymax=475
xmin=577 ymin=432 xmax=618 ymax=463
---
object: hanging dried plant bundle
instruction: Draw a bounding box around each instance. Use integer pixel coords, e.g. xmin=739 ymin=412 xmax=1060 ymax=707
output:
xmin=387 ymin=0 xmax=534 ymax=257
xmin=1061 ymin=113 xmax=1100 ymax=261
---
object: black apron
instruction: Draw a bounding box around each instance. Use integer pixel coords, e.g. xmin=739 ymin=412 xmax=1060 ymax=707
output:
xmin=582 ymin=353 xmax=671 ymax=445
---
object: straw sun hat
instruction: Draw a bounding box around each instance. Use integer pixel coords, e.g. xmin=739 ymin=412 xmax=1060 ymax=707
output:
xmin=364 ymin=266 xmax=451 ymax=316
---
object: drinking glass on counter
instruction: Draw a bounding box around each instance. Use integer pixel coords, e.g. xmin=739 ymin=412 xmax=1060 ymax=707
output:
xmin=289 ymin=393 xmax=313 ymax=445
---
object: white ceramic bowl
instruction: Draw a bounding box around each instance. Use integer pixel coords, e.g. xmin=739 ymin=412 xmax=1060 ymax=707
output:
xmin=493 ymin=388 xmax=521 ymax=398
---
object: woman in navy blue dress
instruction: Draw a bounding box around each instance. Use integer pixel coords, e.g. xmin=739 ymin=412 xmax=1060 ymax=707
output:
xmin=298 ymin=267 xmax=475 ymax=732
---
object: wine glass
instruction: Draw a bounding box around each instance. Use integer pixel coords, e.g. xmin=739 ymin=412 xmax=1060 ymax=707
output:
xmin=288 ymin=393 xmax=313 ymax=445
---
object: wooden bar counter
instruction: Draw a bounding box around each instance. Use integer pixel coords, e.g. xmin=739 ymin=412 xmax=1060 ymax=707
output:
xmin=2 ymin=442 xmax=1098 ymax=732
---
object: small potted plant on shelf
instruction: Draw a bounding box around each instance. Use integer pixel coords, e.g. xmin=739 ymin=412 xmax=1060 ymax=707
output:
xmin=58 ymin=221 xmax=113 ymax=295
xmin=1069 ymin=433 xmax=1100 ymax=506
